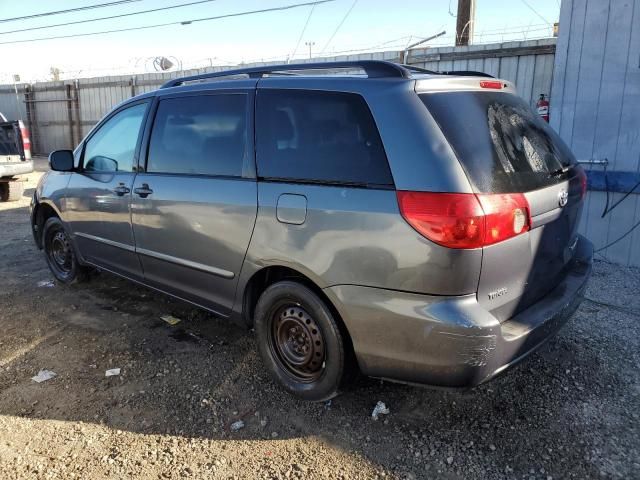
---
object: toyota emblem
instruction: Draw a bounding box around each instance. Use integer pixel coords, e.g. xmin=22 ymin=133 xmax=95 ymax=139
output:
xmin=558 ymin=189 xmax=569 ymax=207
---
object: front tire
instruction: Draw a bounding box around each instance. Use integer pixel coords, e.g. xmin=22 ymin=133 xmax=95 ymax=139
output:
xmin=254 ymin=281 xmax=349 ymax=402
xmin=0 ymin=180 xmax=23 ymax=202
xmin=42 ymin=217 xmax=88 ymax=284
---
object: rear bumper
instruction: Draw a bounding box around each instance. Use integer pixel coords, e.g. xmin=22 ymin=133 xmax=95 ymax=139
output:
xmin=0 ymin=160 xmax=33 ymax=178
xmin=326 ymin=235 xmax=593 ymax=387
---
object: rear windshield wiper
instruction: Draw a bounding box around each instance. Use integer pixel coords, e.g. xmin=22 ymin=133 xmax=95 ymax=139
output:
xmin=548 ymin=166 xmax=570 ymax=177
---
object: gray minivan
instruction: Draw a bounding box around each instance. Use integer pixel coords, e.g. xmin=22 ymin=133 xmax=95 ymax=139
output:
xmin=31 ymin=61 xmax=592 ymax=401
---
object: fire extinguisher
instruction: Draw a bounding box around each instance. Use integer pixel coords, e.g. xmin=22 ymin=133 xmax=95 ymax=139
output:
xmin=536 ymin=93 xmax=549 ymax=122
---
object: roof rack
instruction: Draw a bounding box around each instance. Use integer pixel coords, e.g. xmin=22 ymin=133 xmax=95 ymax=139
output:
xmin=438 ymin=70 xmax=495 ymax=78
xmin=159 ymin=61 xmax=493 ymax=89
xmin=160 ymin=60 xmax=437 ymax=88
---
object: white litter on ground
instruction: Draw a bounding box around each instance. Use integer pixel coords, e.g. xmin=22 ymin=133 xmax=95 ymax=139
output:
xmin=230 ymin=420 xmax=245 ymax=431
xmin=36 ymin=280 xmax=54 ymax=288
xmin=105 ymin=368 xmax=121 ymax=377
xmin=31 ymin=370 xmax=57 ymax=383
xmin=371 ymin=401 xmax=390 ymax=420
xmin=161 ymin=315 xmax=181 ymax=326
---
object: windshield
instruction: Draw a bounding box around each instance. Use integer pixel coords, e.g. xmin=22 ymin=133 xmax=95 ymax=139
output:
xmin=420 ymin=91 xmax=576 ymax=193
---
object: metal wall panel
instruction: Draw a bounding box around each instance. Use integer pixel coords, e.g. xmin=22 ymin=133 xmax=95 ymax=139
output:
xmin=408 ymin=38 xmax=556 ymax=107
xmin=0 ymin=86 xmax=28 ymax=122
xmin=551 ymin=0 xmax=640 ymax=266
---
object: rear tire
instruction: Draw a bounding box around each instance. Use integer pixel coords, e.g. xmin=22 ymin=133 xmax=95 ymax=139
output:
xmin=0 ymin=180 xmax=23 ymax=202
xmin=254 ymin=281 xmax=349 ymax=402
xmin=42 ymin=217 xmax=88 ymax=284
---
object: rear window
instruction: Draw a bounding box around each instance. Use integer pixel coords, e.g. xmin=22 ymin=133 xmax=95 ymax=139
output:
xmin=420 ymin=91 xmax=576 ymax=193
xmin=0 ymin=125 xmax=18 ymax=156
xmin=256 ymin=89 xmax=393 ymax=187
xmin=147 ymin=94 xmax=247 ymax=177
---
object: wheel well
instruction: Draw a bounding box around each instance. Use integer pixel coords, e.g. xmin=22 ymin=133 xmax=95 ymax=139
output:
xmin=243 ymin=266 xmax=311 ymax=324
xmin=33 ymin=203 xmax=59 ymax=249
xmin=243 ymin=266 xmax=355 ymax=356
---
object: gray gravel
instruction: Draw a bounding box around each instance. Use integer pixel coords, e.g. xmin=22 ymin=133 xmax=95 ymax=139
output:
xmin=0 ymin=158 xmax=638 ymax=479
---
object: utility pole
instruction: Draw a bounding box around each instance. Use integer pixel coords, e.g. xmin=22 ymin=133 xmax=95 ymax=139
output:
xmin=455 ymin=0 xmax=475 ymax=46
xmin=305 ymin=41 xmax=315 ymax=59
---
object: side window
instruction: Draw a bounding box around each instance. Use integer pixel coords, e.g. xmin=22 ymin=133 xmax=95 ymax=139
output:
xmin=147 ymin=94 xmax=247 ymax=177
xmin=84 ymin=103 xmax=147 ymax=172
xmin=256 ymin=90 xmax=393 ymax=186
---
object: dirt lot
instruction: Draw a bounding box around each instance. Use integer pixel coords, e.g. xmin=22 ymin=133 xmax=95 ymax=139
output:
xmin=0 ymin=158 xmax=638 ymax=479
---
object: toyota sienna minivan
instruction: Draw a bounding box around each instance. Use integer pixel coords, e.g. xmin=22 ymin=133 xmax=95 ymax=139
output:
xmin=31 ymin=61 xmax=592 ymax=401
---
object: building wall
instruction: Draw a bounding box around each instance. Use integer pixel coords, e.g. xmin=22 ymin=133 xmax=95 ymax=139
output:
xmin=551 ymin=0 xmax=640 ymax=266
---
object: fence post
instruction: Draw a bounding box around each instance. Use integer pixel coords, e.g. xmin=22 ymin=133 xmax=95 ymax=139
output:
xmin=65 ymin=84 xmax=75 ymax=148
xmin=73 ymin=80 xmax=82 ymax=146
xmin=130 ymin=76 xmax=137 ymax=98
xmin=24 ymin=85 xmax=39 ymax=155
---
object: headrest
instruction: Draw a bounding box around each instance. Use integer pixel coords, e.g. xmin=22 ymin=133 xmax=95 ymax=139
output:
xmin=273 ymin=110 xmax=294 ymax=141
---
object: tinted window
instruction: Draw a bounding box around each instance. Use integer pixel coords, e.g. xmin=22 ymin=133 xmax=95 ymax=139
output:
xmin=420 ymin=91 xmax=576 ymax=193
xmin=256 ymin=90 xmax=393 ymax=186
xmin=147 ymin=94 xmax=247 ymax=177
xmin=84 ymin=103 xmax=147 ymax=172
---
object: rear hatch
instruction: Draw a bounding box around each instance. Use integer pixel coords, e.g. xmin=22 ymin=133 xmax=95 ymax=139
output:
xmin=419 ymin=88 xmax=585 ymax=321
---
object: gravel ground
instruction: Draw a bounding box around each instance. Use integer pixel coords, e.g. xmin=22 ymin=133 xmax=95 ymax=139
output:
xmin=0 ymin=158 xmax=638 ymax=479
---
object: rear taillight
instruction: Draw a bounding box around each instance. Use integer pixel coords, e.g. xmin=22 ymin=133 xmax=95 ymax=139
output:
xmin=576 ymin=167 xmax=587 ymax=199
xmin=18 ymin=120 xmax=31 ymax=160
xmin=477 ymin=193 xmax=531 ymax=245
xmin=396 ymin=191 xmax=531 ymax=249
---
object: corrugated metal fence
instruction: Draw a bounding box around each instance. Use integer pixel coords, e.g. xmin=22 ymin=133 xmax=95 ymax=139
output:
xmin=551 ymin=0 xmax=640 ymax=266
xmin=0 ymin=38 xmax=556 ymax=156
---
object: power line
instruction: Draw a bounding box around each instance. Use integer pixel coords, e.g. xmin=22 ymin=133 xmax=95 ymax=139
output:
xmin=319 ymin=0 xmax=358 ymax=54
xmin=473 ymin=22 xmax=549 ymax=34
xmin=249 ymin=34 xmax=426 ymax=64
xmin=0 ymin=0 xmax=143 ymax=24
xmin=290 ymin=4 xmax=316 ymax=60
xmin=519 ymin=0 xmax=552 ymax=25
xmin=474 ymin=26 xmax=552 ymax=38
xmin=0 ymin=0 xmax=335 ymax=46
xmin=0 ymin=0 xmax=221 ymax=36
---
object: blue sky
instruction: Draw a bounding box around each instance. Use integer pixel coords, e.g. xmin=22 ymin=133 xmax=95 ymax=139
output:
xmin=0 ymin=0 xmax=561 ymax=81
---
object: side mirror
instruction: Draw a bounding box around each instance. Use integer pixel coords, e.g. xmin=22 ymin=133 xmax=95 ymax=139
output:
xmin=49 ymin=150 xmax=74 ymax=172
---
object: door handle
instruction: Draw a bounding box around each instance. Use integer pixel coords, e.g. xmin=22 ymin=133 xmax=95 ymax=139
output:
xmin=134 ymin=183 xmax=153 ymax=198
xmin=112 ymin=183 xmax=130 ymax=196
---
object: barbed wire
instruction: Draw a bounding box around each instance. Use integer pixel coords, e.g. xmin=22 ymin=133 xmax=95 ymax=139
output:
xmin=12 ymin=28 xmax=556 ymax=83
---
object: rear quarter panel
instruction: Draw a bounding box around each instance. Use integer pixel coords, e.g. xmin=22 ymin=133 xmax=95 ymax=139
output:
xmin=238 ymin=77 xmax=483 ymax=308
xmin=242 ymin=182 xmax=482 ymax=295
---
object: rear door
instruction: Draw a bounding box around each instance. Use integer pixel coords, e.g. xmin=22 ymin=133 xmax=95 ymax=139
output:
xmin=420 ymin=90 xmax=585 ymax=321
xmin=131 ymin=90 xmax=257 ymax=315
xmin=252 ymin=87 xmax=400 ymax=289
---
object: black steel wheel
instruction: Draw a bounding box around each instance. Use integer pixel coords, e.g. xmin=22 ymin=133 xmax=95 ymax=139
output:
xmin=42 ymin=216 xmax=88 ymax=284
xmin=270 ymin=304 xmax=326 ymax=383
xmin=255 ymin=280 xmax=352 ymax=401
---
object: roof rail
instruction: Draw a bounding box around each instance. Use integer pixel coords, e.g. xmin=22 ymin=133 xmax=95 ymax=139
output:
xmin=160 ymin=60 xmax=430 ymax=88
xmin=399 ymin=64 xmax=439 ymax=75
xmin=438 ymin=70 xmax=495 ymax=78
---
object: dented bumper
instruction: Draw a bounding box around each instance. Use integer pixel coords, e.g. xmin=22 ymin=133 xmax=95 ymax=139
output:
xmin=325 ymin=235 xmax=593 ymax=388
